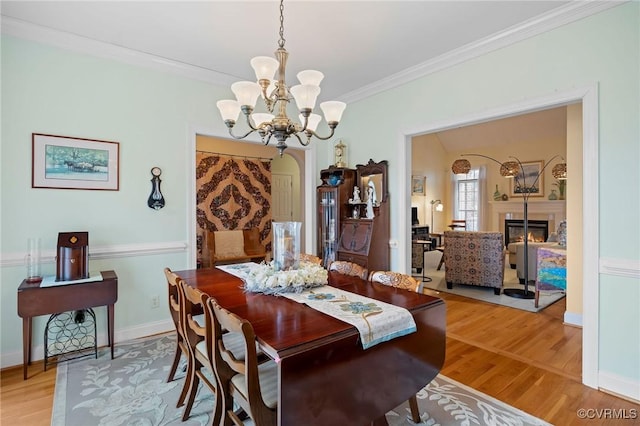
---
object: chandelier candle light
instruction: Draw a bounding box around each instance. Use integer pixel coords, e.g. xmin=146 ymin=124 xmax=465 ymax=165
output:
xmin=451 ymin=154 xmax=567 ymax=299
xmin=216 ymin=0 xmax=346 ymax=157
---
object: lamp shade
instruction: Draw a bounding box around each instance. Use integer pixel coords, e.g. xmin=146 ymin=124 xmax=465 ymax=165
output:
xmin=300 ymin=113 xmax=321 ymax=132
xmin=251 ymin=113 xmax=274 ymax=127
xmin=451 ymin=159 xmax=471 ymax=174
xmin=250 ymin=56 xmax=279 ymax=81
xmin=297 ymin=70 xmax=324 ymax=86
xmin=216 ymin=100 xmax=241 ymax=122
xmin=435 ymin=203 xmax=444 ymax=212
xmin=552 ymin=163 xmax=567 ymax=179
xmin=500 ymin=161 xmax=520 ymax=177
xmin=290 ymin=84 xmax=321 ymax=110
xmin=320 ymin=101 xmax=346 ymax=123
xmin=231 ymin=81 xmax=261 ymax=108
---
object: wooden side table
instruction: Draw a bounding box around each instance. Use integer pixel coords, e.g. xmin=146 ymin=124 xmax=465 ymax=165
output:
xmin=17 ymin=270 xmax=118 ymax=379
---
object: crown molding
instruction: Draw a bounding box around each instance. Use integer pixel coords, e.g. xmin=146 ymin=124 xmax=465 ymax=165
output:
xmin=0 ymin=16 xmax=237 ymax=87
xmin=340 ymin=1 xmax=624 ymax=103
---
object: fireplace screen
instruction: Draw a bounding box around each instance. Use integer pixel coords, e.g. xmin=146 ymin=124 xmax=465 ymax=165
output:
xmin=504 ymin=220 xmax=549 ymax=246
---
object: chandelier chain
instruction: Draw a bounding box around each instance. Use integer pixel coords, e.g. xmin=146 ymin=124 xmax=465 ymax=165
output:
xmin=278 ymin=0 xmax=286 ymax=49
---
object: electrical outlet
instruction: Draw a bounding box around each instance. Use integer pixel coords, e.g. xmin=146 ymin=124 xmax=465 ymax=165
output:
xmin=150 ymin=295 xmax=160 ymax=309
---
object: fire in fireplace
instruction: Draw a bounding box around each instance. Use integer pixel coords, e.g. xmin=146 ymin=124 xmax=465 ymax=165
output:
xmin=504 ymin=219 xmax=549 ymax=246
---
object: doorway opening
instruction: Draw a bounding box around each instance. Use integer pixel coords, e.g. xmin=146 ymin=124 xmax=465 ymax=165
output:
xmin=402 ymin=85 xmax=599 ymax=389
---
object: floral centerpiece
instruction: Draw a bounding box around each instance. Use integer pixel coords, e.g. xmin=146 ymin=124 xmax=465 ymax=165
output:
xmin=243 ymin=260 xmax=328 ymax=295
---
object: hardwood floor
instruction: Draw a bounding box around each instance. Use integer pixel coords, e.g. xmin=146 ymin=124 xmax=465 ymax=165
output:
xmin=1 ymin=294 xmax=637 ymax=425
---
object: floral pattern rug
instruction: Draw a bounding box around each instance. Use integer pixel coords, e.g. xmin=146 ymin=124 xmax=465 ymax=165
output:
xmin=52 ymin=333 xmax=550 ymax=426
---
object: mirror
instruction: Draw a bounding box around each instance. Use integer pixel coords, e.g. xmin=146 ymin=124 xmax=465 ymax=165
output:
xmin=361 ymin=174 xmax=382 ymax=206
xmin=356 ymin=159 xmax=388 ymax=204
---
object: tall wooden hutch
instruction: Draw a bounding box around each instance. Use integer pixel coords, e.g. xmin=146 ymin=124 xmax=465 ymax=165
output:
xmin=316 ymin=166 xmax=356 ymax=266
xmin=336 ymin=159 xmax=390 ymax=272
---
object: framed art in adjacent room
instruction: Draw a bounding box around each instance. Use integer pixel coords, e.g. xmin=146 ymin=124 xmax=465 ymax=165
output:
xmin=32 ymin=133 xmax=120 ymax=190
xmin=510 ymin=160 xmax=543 ymax=197
xmin=411 ymin=175 xmax=426 ymax=196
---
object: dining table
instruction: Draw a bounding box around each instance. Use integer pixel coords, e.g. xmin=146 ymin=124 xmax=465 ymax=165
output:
xmin=175 ymin=266 xmax=446 ymax=426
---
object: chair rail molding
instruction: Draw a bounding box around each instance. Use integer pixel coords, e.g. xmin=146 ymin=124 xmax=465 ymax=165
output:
xmin=600 ymin=258 xmax=640 ymax=280
xmin=1 ymin=241 xmax=187 ymax=268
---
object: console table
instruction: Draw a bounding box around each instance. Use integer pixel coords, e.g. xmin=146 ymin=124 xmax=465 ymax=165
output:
xmin=17 ymin=270 xmax=118 ymax=379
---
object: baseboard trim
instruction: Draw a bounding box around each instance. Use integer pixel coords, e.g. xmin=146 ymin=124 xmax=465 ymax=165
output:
xmin=0 ymin=319 xmax=173 ymax=369
xmin=563 ymin=311 xmax=583 ymax=327
xmin=599 ymin=371 xmax=640 ymax=403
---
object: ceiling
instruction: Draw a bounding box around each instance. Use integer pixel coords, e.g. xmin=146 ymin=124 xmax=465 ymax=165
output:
xmin=2 ymin=1 xmax=594 ymax=149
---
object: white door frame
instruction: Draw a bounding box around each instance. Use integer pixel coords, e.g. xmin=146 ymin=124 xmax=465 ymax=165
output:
xmin=398 ymin=84 xmax=599 ymax=389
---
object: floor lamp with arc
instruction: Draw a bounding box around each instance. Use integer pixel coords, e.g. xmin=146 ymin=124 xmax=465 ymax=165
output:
xmin=450 ymin=154 xmax=567 ymax=299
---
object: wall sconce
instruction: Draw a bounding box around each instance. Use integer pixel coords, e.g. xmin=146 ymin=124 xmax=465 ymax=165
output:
xmin=430 ymin=199 xmax=444 ymax=232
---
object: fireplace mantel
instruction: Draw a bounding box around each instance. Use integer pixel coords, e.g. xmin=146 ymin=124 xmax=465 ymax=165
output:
xmin=489 ymin=200 xmax=566 ymax=235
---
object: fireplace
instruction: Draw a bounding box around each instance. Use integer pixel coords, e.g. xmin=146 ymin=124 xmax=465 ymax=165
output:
xmin=504 ymin=219 xmax=549 ymax=246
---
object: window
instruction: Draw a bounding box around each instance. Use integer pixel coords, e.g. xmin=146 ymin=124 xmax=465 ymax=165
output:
xmin=454 ymin=168 xmax=479 ymax=231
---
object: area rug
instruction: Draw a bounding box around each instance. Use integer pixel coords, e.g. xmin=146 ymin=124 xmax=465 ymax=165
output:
xmin=52 ymin=333 xmax=550 ymax=426
xmin=416 ymin=251 xmax=565 ymax=313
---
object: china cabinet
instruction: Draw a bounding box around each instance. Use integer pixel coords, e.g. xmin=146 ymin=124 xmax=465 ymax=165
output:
xmin=337 ymin=159 xmax=389 ymax=271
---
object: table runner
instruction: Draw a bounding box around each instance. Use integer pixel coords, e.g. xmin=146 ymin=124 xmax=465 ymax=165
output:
xmin=282 ymin=286 xmax=416 ymax=349
xmin=216 ymin=263 xmax=417 ymax=349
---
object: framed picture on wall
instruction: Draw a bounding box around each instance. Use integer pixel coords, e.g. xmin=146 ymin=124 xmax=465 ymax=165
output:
xmin=32 ymin=133 xmax=120 ymax=190
xmin=411 ymin=175 xmax=426 ymax=196
xmin=510 ymin=160 xmax=544 ymax=197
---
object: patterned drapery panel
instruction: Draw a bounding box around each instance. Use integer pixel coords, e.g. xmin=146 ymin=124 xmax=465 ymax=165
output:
xmin=196 ymin=153 xmax=272 ymax=256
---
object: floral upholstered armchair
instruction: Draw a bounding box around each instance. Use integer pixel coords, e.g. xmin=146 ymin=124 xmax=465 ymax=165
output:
xmin=443 ymin=231 xmax=505 ymax=295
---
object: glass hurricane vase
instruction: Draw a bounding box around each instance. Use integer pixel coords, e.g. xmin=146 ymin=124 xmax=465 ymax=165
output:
xmin=273 ymin=221 xmax=301 ymax=271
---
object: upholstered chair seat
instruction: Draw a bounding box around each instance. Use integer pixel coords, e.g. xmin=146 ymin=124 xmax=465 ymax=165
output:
xmin=443 ymin=231 xmax=505 ymax=295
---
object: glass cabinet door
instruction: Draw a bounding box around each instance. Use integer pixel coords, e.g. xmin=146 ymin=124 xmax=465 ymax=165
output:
xmin=318 ymin=188 xmax=338 ymax=266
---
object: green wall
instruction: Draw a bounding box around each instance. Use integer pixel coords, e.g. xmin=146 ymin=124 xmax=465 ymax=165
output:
xmin=333 ymin=3 xmax=639 ymax=389
xmin=1 ymin=2 xmax=638 ymax=398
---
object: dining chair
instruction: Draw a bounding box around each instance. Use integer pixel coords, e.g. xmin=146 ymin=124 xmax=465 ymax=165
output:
xmin=367 ymin=270 xmax=423 ymax=423
xmin=179 ymin=280 xmax=220 ymax=421
xmin=208 ymin=297 xmax=278 ymax=426
xmin=327 ymin=260 xmax=368 ymax=280
xmin=299 ymin=253 xmax=322 ymax=266
xmin=163 ymin=267 xmax=196 ymax=408
xmin=368 ymin=270 xmax=422 ymax=293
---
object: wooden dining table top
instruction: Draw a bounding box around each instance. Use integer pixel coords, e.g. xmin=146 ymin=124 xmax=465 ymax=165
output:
xmin=175 ymin=266 xmax=443 ymax=360
xmin=176 ymin=266 xmax=446 ymax=425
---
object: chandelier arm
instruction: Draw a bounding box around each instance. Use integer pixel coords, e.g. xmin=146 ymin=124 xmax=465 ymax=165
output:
xmin=243 ymin=113 xmax=261 ymax=131
xmin=305 ymin=127 xmax=336 ymax=141
xmin=227 ymin=128 xmax=256 ymax=140
xmin=291 ymin=132 xmax=309 ymax=146
xmin=263 ymin=133 xmax=273 ymax=146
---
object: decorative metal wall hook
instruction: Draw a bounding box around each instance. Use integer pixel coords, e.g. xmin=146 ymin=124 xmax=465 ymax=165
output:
xmin=148 ymin=167 xmax=165 ymax=210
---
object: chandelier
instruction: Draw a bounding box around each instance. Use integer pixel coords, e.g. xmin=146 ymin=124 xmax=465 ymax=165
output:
xmin=216 ymin=0 xmax=346 ymax=157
